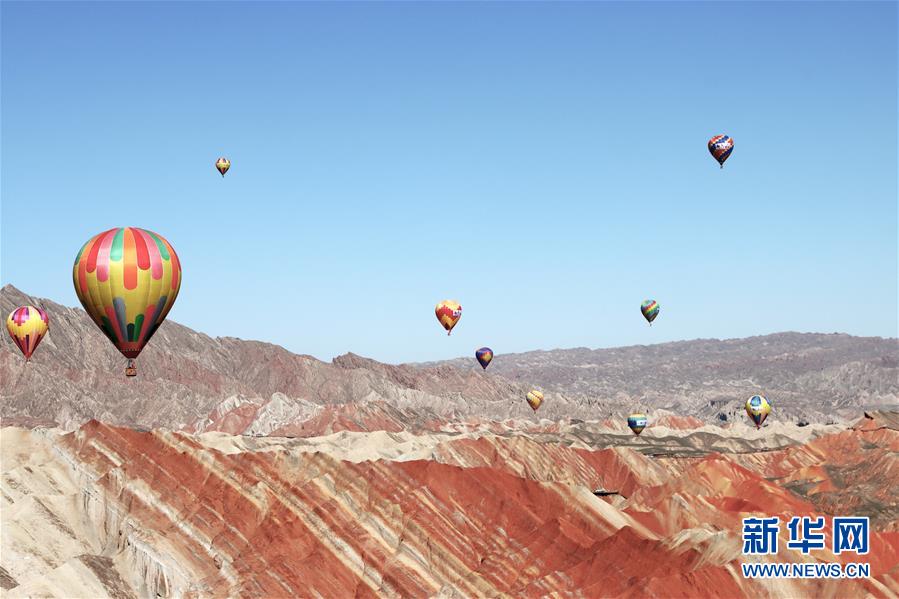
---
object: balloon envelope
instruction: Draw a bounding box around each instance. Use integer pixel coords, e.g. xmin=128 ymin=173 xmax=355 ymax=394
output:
xmin=708 ymin=135 xmax=734 ymax=167
xmin=215 ymin=157 xmax=231 ymax=177
xmin=641 ymin=300 xmax=659 ymax=324
xmin=627 ymin=413 xmax=648 ymax=436
xmin=745 ymin=395 xmax=771 ymax=429
xmin=475 ymin=347 xmax=493 ymax=369
xmin=435 ymin=300 xmax=462 ymax=335
xmin=73 ymin=227 xmax=182 ymax=360
xmin=6 ymin=305 xmax=49 ymax=361
xmin=526 ymin=390 xmax=544 ymax=412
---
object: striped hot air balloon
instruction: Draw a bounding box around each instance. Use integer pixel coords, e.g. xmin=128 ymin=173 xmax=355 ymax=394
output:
xmin=708 ymin=135 xmax=734 ymax=168
xmin=640 ymin=300 xmax=659 ymax=325
xmin=6 ymin=305 xmax=49 ymax=362
xmin=627 ymin=413 xmax=648 ymax=436
xmin=73 ymin=227 xmax=181 ymax=376
xmin=526 ymin=390 xmax=544 ymax=412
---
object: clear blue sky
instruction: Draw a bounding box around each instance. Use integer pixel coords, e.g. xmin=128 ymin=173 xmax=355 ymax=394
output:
xmin=2 ymin=1 xmax=896 ymax=364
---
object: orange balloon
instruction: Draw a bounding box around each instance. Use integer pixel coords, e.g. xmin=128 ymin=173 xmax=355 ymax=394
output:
xmin=435 ymin=300 xmax=461 ymax=335
xmin=526 ymin=390 xmax=544 ymax=412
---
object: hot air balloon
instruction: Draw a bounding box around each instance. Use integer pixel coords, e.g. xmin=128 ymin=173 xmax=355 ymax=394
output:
xmin=435 ymin=300 xmax=462 ymax=335
xmin=708 ymin=135 xmax=734 ymax=168
xmin=627 ymin=413 xmax=648 ymax=436
xmin=640 ymin=300 xmax=659 ymax=325
xmin=475 ymin=347 xmax=493 ymax=370
xmin=215 ymin=157 xmax=231 ymax=177
xmin=73 ymin=227 xmax=182 ymax=377
xmin=526 ymin=390 xmax=544 ymax=412
xmin=745 ymin=394 xmax=771 ymax=429
xmin=6 ymin=306 xmax=49 ymax=362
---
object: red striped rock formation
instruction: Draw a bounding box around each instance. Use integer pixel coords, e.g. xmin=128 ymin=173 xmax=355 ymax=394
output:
xmin=733 ymin=412 xmax=899 ymax=531
xmin=653 ymin=415 xmax=705 ymax=430
xmin=2 ymin=415 xmax=897 ymax=597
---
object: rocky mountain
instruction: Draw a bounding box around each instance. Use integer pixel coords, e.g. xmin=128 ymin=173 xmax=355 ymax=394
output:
xmin=423 ymin=334 xmax=899 ymax=424
xmin=0 ymin=285 xmax=541 ymax=431
xmin=1 ymin=284 xmax=897 ymax=433
xmin=2 ymin=412 xmax=897 ymax=598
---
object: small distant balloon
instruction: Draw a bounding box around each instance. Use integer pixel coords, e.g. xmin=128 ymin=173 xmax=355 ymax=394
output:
xmin=6 ymin=306 xmax=49 ymax=362
xmin=641 ymin=300 xmax=659 ymax=325
xmin=708 ymin=135 xmax=734 ymax=168
xmin=745 ymin=394 xmax=771 ymax=429
xmin=475 ymin=347 xmax=493 ymax=370
xmin=526 ymin=390 xmax=544 ymax=412
xmin=627 ymin=413 xmax=648 ymax=436
xmin=215 ymin=157 xmax=231 ymax=177
xmin=435 ymin=300 xmax=462 ymax=335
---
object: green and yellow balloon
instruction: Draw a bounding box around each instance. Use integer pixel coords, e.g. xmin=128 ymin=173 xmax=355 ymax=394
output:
xmin=640 ymin=299 xmax=659 ymax=325
xmin=745 ymin=395 xmax=771 ymax=429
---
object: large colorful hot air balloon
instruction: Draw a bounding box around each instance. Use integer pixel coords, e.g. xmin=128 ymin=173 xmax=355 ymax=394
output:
xmin=708 ymin=135 xmax=734 ymax=168
xmin=475 ymin=347 xmax=493 ymax=370
xmin=215 ymin=157 xmax=231 ymax=177
xmin=435 ymin=300 xmax=462 ymax=335
xmin=640 ymin=300 xmax=659 ymax=325
xmin=745 ymin=394 xmax=771 ymax=429
xmin=526 ymin=390 xmax=544 ymax=412
xmin=6 ymin=306 xmax=49 ymax=362
xmin=627 ymin=413 xmax=648 ymax=436
xmin=73 ymin=227 xmax=182 ymax=377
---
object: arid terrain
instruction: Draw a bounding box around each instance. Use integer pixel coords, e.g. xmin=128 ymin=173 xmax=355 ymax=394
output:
xmin=2 ymin=285 xmax=897 ymax=433
xmin=2 ymin=413 xmax=897 ymax=598
xmin=2 ymin=285 xmax=898 ymax=598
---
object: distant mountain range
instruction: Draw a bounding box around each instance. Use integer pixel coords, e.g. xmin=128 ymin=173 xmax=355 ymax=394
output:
xmin=2 ymin=284 xmax=897 ymax=432
xmin=423 ymin=333 xmax=899 ymax=424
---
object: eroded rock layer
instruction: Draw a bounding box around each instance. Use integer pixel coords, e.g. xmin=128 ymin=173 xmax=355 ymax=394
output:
xmin=2 ymin=413 xmax=897 ymax=598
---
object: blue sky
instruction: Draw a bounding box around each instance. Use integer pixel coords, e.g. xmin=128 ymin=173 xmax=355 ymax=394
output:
xmin=2 ymin=1 xmax=896 ymax=363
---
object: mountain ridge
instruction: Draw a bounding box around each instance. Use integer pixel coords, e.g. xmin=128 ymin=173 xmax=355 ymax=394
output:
xmin=6 ymin=284 xmax=893 ymax=364
xmin=2 ymin=284 xmax=896 ymax=433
